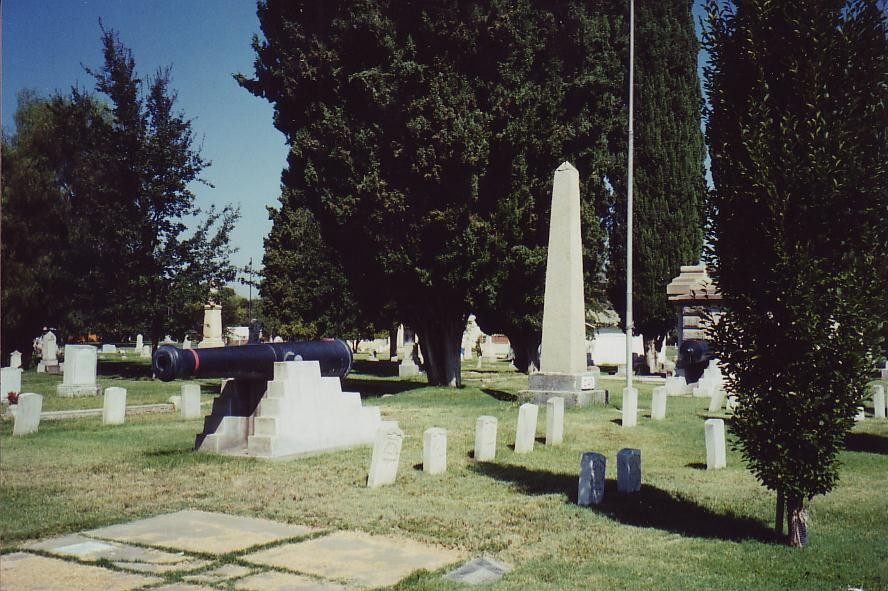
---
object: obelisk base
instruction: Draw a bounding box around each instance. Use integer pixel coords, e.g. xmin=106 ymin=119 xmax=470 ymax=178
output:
xmin=519 ymin=372 xmax=606 ymax=407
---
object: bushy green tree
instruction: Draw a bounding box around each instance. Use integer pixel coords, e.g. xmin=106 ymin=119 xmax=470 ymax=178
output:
xmin=261 ymin=193 xmax=383 ymax=341
xmin=1 ymin=26 xmax=239 ymax=359
xmin=240 ymin=0 xmax=620 ymax=382
xmin=703 ymin=0 xmax=888 ymax=545
xmin=607 ymin=0 xmax=707 ymax=372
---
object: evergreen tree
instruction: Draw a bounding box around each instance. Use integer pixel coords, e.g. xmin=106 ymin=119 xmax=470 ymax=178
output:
xmin=703 ymin=0 xmax=888 ymax=546
xmin=240 ymin=0 xmax=618 ymax=383
xmin=261 ymin=192 xmax=383 ymax=341
xmin=607 ymin=0 xmax=707 ymax=371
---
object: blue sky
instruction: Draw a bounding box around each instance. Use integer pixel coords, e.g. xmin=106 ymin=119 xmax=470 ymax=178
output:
xmin=3 ymin=1 xmax=711 ymax=296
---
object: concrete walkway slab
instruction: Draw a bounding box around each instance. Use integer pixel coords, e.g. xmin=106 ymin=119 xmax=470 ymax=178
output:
xmin=183 ymin=563 xmax=255 ymax=584
xmin=234 ymin=571 xmax=350 ymax=591
xmin=85 ymin=510 xmax=316 ymax=555
xmin=26 ymin=533 xmax=209 ymax=573
xmin=242 ymin=530 xmax=463 ymax=588
xmin=0 ymin=552 xmax=160 ymax=591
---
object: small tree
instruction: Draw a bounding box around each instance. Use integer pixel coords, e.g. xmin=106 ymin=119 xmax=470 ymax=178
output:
xmin=703 ymin=0 xmax=888 ymax=545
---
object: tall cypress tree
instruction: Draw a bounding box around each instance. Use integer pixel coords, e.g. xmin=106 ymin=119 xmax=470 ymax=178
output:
xmin=608 ymin=0 xmax=707 ymax=371
xmin=704 ymin=0 xmax=888 ymax=545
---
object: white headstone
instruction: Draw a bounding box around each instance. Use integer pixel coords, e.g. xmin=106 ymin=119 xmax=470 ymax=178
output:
xmin=103 ymin=387 xmax=127 ymax=425
xmin=101 ymin=344 xmax=117 ymax=354
xmin=855 ymin=406 xmax=866 ymax=421
xmin=474 ymin=416 xmax=497 ymax=461
xmin=182 ymin=337 xmax=192 ymax=350
xmin=708 ymin=389 xmax=727 ymax=413
xmin=514 ymin=403 xmax=539 ymax=454
xmin=665 ymin=376 xmax=690 ymax=396
xmin=725 ymin=395 xmax=739 ymax=413
xmin=13 ymin=393 xmax=42 ymax=435
xmin=9 ymin=351 xmax=22 ymax=369
xmin=422 ymin=427 xmax=447 ymax=475
xmin=136 ymin=334 xmax=143 ymax=351
xmin=57 ymin=345 xmax=99 ymax=397
xmin=704 ymin=418 xmax=727 ymax=469
xmin=367 ymin=421 xmax=404 ymax=488
xmin=140 ymin=345 xmax=152 ymax=358
xmin=181 ymin=383 xmax=202 ymax=420
xmin=651 ymin=386 xmax=667 ymax=420
xmin=545 ymin=397 xmax=564 ymax=446
xmin=41 ymin=331 xmax=58 ymax=363
xmin=1 ymin=368 xmax=23 ymax=398
xmin=872 ymin=385 xmax=886 ymax=420
xmin=622 ymin=387 xmax=638 ymax=428
xmin=539 ymin=162 xmax=587 ymax=375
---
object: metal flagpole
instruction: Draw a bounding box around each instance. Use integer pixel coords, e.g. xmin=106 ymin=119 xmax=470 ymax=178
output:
xmin=626 ymin=0 xmax=635 ymax=393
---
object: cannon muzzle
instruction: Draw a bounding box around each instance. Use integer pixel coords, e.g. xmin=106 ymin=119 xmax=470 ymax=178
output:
xmin=153 ymin=339 xmax=353 ymax=382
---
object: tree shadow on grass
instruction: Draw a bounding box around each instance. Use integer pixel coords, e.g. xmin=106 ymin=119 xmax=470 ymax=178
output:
xmin=97 ymin=360 xmax=153 ymax=380
xmin=351 ymin=360 xmax=400 ymax=377
xmin=481 ymin=389 xmax=517 ymax=402
xmin=845 ymin=432 xmax=888 ymax=455
xmin=471 ymin=462 xmax=775 ymax=543
xmin=342 ymin=377 xmax=426 ymax=398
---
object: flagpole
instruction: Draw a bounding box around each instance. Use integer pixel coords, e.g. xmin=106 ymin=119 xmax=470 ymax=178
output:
xmin=626 ymin=0 xmax=635 ymax=393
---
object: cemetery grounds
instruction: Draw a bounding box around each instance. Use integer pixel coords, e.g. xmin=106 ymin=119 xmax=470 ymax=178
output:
xmin=1 ymin=353 xmax=886 ymax=590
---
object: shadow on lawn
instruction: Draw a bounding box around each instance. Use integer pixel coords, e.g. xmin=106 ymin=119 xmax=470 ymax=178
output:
xmin=97 ymin=360 xmax=153 ymax=380
xmin=472 ymin=462 xmax=775 ymax=543
xmin=482 ymin=389 xmax=517 ymax=402
xmin=845 ymin=432 xmax=888 ymax=455
xmin=351 ymin=360 xmax=400 ymax=377
xmin=343 ymin=377 xmax=426 ymax=398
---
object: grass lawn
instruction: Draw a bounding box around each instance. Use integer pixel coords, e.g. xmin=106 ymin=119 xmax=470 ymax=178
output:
xmin=1 ymin=359 xmax=886 ymax=590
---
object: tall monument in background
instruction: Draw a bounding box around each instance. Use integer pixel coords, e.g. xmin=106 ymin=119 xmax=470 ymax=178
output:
xmin=521 ymin=162 xmax=602 ymax=406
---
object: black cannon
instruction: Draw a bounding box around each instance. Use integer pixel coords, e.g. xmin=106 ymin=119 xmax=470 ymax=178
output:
xmin=678 ymin=338 xmax=710 ymax=383
xmin=153 ymin=339 xmax=353 ymax=382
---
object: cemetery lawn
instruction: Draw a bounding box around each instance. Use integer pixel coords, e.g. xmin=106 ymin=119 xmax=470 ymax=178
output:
xmin=2 ymin=361 xmax=887 ymax=591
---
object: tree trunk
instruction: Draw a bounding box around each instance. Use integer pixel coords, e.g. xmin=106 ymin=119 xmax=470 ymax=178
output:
xmin=416 ymin=313 xmax=465 ymax=387
xmin=787 ymin=496 xmax=807 ymax=547
xmin=505 ymin=329 xmax=541 ymax=374
xmin=775 ymin=489 xmax=785 ymax=538
xmin=389 ymin=327 xmax=398 ymax=360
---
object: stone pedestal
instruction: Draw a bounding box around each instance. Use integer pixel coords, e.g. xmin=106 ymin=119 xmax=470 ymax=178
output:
xmin=398 ymin=342 xmax=421 ymax=378
xmin=57 ymin=345 xmax=100 ymax=397
xmin=198 ymin=305 xmax=225 ymax=349
xmin=195 ymin=361 xmax=382 ymax=459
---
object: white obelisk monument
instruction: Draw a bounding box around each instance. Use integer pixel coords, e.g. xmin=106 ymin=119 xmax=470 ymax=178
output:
xmin=522 ymin=162 xmax=600 ymax=406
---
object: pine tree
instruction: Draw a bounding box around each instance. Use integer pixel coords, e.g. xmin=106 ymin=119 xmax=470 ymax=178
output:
xmin=704 ymin=0 xmax=888 ymax=546
xmin=607 ymin=0 xmax=707 ymax=371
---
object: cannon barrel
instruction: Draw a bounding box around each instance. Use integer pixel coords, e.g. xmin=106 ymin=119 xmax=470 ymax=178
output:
xmin=152 ymin=339 xmax=353 ymax=382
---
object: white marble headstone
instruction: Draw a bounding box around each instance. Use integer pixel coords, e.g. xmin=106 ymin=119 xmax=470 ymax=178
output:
xmin=180 ymin=384 xmax=202 ymax=420
xmin=367 ymin=421 xmax=404 ymax=488
xmin=545 ymin=397 xmax=564 ymax=445
xmin=514 ymin=403 xmax=538 ymax=454
xmin=474 ymin=416 xmax=497 ymax=461
xmin=13 ymin=393 xmax=43 ymax=435
xmin=422 ymin=427 xmax=447 ymax=475
xmin=9 ymin=351 xmax=22 ymax=369
xmin=103 ymin=387 xmax=127 ymax=425
xmin=704 ymin=418 xmax=726 ymax=469
xmin=872 ymin=385 xmax=886 ymax=420
xmin=651 ymin=386 xmax=667 ymax=420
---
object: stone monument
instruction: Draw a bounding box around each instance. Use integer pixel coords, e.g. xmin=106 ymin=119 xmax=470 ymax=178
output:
xmin=103 ymin=387 xmax=127 ymax=425
xmin=9 ymin=351 xmax=22 ymax=369
xmin=521 ymin=163 xmax=598 ymax=406
xmin=13 ymin=393 xmax=43 ymax=436
xmin=398 ymin=328 xmax=421 ymax=378
xmin=367 ymin=421 xmax=404 ymax=488
xmin=578 ymin=452 xmax=606 ymax=506
xmin=422 ymin=427 xmax=447 ymax=475
xmin=39 ymin=330 xmax=60 ymax=373
xmin=57 ymin=345 xmax=100 ymax=397
xmin=474 ymin=416 xmax=497 ymax=461
xmin=198 ymin=290 xmax=225 ymax=349
xmin=195 ymin=359 xmax=382 ymax=458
